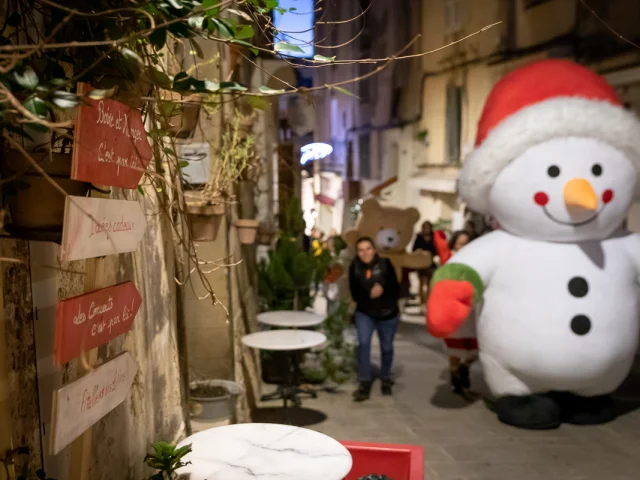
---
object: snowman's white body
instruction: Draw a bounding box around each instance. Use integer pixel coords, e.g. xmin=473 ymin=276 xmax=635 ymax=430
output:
xmin=453 ymin=220 xmax=640 ymax=398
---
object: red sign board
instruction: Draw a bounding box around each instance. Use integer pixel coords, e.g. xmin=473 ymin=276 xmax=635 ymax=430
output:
xmin=71 ymin=83 xmax=152 ymax=188
xmin=54 ymin=282 xmax=142 ymax=365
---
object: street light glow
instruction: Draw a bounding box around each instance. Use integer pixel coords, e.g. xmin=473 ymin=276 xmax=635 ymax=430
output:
xmin=300 ymin=142 xmax=333 ymax=165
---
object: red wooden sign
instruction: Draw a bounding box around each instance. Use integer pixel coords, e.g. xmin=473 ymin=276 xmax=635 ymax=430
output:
xmin=71 ymin=83 xmax=152 ymax=188
xmin=54 ymin=282 xmax=142 ymax=365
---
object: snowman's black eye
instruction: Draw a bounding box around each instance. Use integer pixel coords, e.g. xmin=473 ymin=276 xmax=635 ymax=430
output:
xmin=547 ymin=165 xmax=560 ymax=178
xmin=592 ymin=164 xmax=602 ymax=176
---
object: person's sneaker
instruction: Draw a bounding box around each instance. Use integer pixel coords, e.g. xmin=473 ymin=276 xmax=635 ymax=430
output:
xmin=458 ymin=363 xmax=471 ymax=390
xmin=450 ymin=371 xmax=464 ymax=395
xmin=381 ymin=379 xmax=393 ymax=396
xmin=353 ymin=382 xmax=372 ymax=402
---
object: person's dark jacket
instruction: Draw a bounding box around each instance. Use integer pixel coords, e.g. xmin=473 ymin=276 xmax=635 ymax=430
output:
xmin=349 ymin=255 xmax=400 ymax=320
xmin=412 ymin=234 xmax=437 ymax=256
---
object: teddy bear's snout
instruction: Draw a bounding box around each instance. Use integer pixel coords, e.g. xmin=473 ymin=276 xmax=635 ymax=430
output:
xmin=375 ymin=228 xmax=400 ymax=250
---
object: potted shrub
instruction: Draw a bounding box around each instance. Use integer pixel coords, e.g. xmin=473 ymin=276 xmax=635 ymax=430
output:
xmin=189 ymin=379 xmax=243 ymax=421
xmin=184 ymin=112 xmax=257 ymax=242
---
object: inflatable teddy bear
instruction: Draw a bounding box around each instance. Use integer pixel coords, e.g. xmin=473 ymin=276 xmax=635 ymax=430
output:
xmin=427 ymin=59 xmax=640 ymax=430
xmin=343 ymin=198 xmax=433 ymax=280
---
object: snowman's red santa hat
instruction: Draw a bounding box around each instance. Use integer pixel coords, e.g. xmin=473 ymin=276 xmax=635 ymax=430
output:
xmin=458 ymin=59 xmax=640 ymax=214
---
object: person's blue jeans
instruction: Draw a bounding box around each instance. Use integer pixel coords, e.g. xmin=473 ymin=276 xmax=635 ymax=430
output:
xmin=355 ymin=312 xmax=399 ymax=383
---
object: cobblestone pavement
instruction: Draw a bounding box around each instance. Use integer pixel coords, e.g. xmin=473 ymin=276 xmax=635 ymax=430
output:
xmin=257 ymin=315 xmax=640 ymax=480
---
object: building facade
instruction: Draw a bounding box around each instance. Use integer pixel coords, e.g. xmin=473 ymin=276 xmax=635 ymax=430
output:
xmin=315 ymin=0 xmax=640 ymax=234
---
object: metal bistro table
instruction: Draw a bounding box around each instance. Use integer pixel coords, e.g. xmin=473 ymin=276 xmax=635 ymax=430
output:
xmin=257 ymin=310 xmax=326 ymax=402
xmin=242 ymin=329 xmax=326 ymax=424
xmin=176 ymin=423 xmax=353 ymax=480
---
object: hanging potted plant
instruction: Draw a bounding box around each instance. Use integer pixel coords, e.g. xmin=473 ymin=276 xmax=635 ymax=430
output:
xmin=235 ymin=218 xmax=259 ymax=244
xmin=184 ymin=112 xmax=256 ymax=242
xmin=1 ymin=129 xmax=90 ymax=242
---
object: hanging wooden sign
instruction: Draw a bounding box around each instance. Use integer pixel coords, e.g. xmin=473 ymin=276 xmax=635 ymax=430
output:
xmin=60 ymin=196 xmax=147 ymax=262
xmin=54 ymin=282 xmax=142 ymax=366
xmin=50 ymin=352 xmax=137 ymax=455
xmin=71 ymin=83 xmax=152 ymax=189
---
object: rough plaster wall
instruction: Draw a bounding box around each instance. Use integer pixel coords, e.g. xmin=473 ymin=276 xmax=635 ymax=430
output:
xmin=86 ymin=189 xmax=184 ymax=480
xmin=0 ymin=239 xmax=40 ymax=475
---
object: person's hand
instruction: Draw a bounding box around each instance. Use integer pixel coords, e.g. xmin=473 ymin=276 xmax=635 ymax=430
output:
xmin=370 ymin=283 xmax=384 ymax=299
xmin=426 ymin=280 xmax=474 ymax=337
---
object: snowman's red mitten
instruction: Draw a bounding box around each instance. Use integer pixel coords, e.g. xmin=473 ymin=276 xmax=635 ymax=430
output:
xmin=426 ymin=280 xmax=474 ymax=337
xmin=433 ymin=230 xmax=451 ymax=264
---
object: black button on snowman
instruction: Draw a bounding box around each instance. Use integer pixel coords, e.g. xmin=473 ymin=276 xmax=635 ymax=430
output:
xmin=568 ymin=276 xmax=590 ymax=335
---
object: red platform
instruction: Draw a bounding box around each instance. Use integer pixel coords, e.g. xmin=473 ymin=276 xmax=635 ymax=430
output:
xmin=340 ymin=441 xmax=424 ymax=480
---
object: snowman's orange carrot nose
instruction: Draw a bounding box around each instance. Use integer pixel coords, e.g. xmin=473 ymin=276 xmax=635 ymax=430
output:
xmin=563 ymin=178 xmax=598 ymax=211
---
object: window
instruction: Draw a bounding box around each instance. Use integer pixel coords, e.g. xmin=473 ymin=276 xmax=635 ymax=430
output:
xmin=444 ymin=0 xmax=462 ymax=35
xmin=445 ymin=84 xmax=463 ymax=163
xmin=359 ymin=133 xmax=371 ymax=179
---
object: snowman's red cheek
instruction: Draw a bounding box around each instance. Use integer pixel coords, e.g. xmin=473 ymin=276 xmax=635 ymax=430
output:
xmin=602 ymin=189 xmax=614 ymax=203
xmin=534 ymin=192 xmax=549 ymax=206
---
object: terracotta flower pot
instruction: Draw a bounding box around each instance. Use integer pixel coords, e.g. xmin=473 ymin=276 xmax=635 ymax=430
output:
xmin=186 ymin=202 xmax=226 ymax=242
xmin=235 ymin=219 xmax=259 ymax=244
xmin=0 ymin=149 xmax=89 ymax=241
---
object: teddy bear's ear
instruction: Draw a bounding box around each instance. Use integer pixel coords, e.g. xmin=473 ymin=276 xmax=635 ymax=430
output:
xmin=342 ymin=229 xmax=360 ymax=247
xmin=405 ymin=207 xmax=420 ymax=226
xmin=360 ymin=198 xmax=382 ymax=215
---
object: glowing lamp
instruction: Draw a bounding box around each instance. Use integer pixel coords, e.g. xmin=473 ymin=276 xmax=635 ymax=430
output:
xmin=300 ymin=142 xmax=333 ymax=165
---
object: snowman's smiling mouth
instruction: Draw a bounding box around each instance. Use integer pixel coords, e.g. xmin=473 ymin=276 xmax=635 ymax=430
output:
xmin=542 ymin=205 xmax=603 ymax=227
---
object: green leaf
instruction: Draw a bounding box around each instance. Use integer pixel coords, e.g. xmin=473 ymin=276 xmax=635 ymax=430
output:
xmin=274 ymin=41 xmax=304 ymax=54
xmin=121 ymin=48 xmax=144 ymax=67
xmin=178 ymin=160 xmax=189 ymax=168
xmin=314 ymin=54 xmax=336 ymax=63
xmin=247 ymin=96 xmax=271 ymax=111
xmin=230 ymin=39 xmax=257 ymax=52
xmin=12 ymin=66 xmax=39 ymax=90
xmin=149 ymin=27 xmax=167 ymax=50
xmin=219 ymin=82 xmax=247 ymax=92
xmin=259 ymin=85 xmax=285 ymax=95
xmin=202 ymin=0 xmax=220 ymax=15
xmin=52 ymin=91 xmax=80 ymax=109
xmin=330 ymin=85 xmax=359 ymax=98
xmin=146 ymin=67 xmax=172 ymax=88
xmin=189 ymin=39 xmax=204 ymax=59
xmin=148 ymin=128 xmax=168 ymax=138
xmin=88 ymin=87 xmax=117 ymax=100
xmin=188 ymin=15 xmax=205 ymax=30
xmin=23 ymin=96 xmax=47 ymax=118
xmin=265 ymin=0 xmax=280 ymax=8
xmin=138 ymin=185 xmax=145 ymax=195
xmin=167 ymin=0 xmax=183 ymax=8
xmin=159 ymin=101 xmax=180 ymax=118
xmin=234 ymin=25 xmax=255 ymax=40
xmin=204 ymin=80 xmax=220 ymax=92
xmin=227 ymin=8 xmax=253 ymax=21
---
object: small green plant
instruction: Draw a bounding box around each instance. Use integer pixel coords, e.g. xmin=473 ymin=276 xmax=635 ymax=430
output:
xmin=301 ymin=301 xmax=356 ymax=385
xmin=144 ymin=441 xmax=192 ymax=480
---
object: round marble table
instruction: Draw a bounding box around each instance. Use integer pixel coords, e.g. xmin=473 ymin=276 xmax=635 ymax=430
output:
xmin=243 ymin=330 xmax=327 ymax=423
xmin=257 ymin=310 xmax=325 ymax=328
xmin=242 ymin=329 xmax=326 ymax=351
xmin=176 ymin=423 xmax=353 ymax=480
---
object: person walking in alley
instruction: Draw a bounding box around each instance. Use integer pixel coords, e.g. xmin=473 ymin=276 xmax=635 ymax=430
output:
xmin=438 ymin=230 xmax=479 ymax=396
xmin=413 ymin=221 xmax=438 ymax=307
xmin=349 ymin=237 xmax=401 ymax=402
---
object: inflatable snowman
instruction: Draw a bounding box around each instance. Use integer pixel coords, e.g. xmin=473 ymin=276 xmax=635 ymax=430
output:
xmin=427 ymin=59 xmax=640 ymax=430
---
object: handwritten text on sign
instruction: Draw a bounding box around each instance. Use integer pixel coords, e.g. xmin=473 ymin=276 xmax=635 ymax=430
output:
xmin=71 ymin=83 xmax=152 ymax=188
xmin=50 ymin=352 xmax=137 ymax=455
xmin=61 ymin=196 xmax=147 ymax=262
xmin=54 ymin=282 xmax=142 ymax=365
